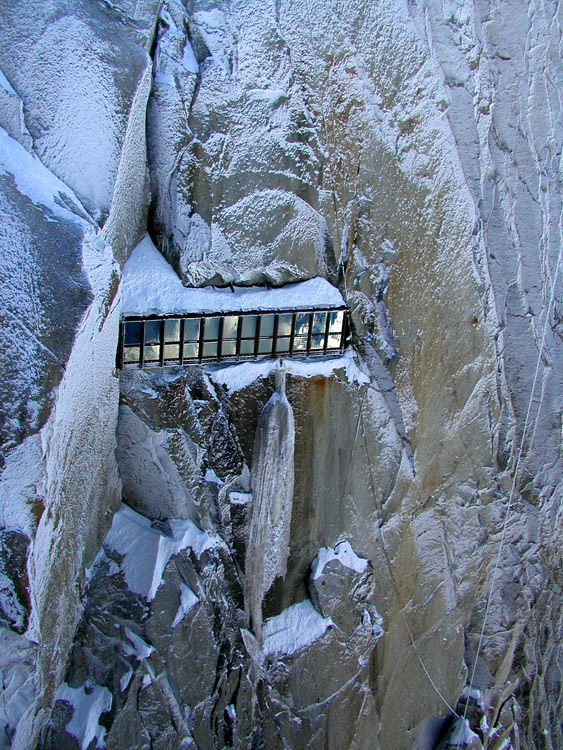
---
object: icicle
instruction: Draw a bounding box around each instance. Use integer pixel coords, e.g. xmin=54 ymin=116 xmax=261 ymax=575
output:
xmin=244 ymin=364 xmax=295 ymax=640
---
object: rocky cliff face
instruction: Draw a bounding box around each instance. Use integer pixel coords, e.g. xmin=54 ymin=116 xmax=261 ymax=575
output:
xmin=0 ymin=0 xmax=562 ymax=748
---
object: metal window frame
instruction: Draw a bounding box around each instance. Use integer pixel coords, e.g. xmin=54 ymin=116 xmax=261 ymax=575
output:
xmin=118 ymin=306 xmax=350 ymax=370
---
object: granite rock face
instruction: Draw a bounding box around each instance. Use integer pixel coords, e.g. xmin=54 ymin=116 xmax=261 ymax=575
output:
xmin=0 ymin=0 xmax=562 ymax=748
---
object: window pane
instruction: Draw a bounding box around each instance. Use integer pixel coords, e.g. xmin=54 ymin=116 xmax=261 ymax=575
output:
xmin=203 ymin=341 xmax=218 ymax=357
xmin=260 ymin=314 xmax=275 ymax=337
xmin=278 ymin=314 xmax=293 ymax=336
xmin=294 ymin=336 xmax=308 ymax=351
xmin=184 ymin=319 xmax=200 ymax=342
xmin=240 ymin=339 xmax=255 ymax=355
xmin=124 ymin=321 xmax=141 ymax=346
xmin=164 ymin=344 xmax=180 ymax=360
xmin=241 ymin=316 xmax=256 ymax=338
xmin=312 ymin=312 xmax=327 ymax=334
xmin=184 ymin=343 xmax=199 ymax=359
xmin=144 ymin=345 xmax=160 ymax=362
xmin=204 ymin=318 xmax=220 ymax=340
xmin=276 ymin=337 xmax=290 ymax=353
xmin=295 ymin=313 xmax=310 ymax=335
xmin=258 ymin=338 xmax=272 ymax=354
xmin=328 ymin=311 xmax=344 ymax=333
xmin=223 ymin=315 xmax=239 ymax=339
xmin=221 ymin=340 xmax=237 ymax=356
xmin=123 ymin=346 xmax=140 ymax=363
xmin=145 ymin=321 xmax=161 ymax=345
xmin=164 ymin=319 xmax=180 ymax=343
xmin=327 ymin=334 xmax=342 ymax=349
xmin=311 ymin=334 xmax=325 ymax=349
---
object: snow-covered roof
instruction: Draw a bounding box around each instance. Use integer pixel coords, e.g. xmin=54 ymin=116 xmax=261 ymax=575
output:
xmin=121 ymin=234 xmax=346 ymax=317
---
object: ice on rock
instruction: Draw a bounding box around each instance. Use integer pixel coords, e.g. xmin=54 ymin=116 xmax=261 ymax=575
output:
xmin=245 ymin=367 xmax=295 ymax=639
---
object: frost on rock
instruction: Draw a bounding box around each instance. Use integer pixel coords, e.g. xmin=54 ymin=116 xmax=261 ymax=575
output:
xmin=245 ymin=367 xmax=295 ymax=639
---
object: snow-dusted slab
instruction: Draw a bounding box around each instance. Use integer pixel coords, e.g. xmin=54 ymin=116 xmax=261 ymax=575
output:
xmin=103 ymin=504 xmax=215 ymax=601
xmin=122 ymin=234 xmax=346 ymax=316
xmin=262 ymin=599 xmax=332 ymax=657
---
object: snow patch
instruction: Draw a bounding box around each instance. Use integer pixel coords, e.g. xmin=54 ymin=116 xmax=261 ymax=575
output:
xmin=209 ymin=348 xmax=369 ymax=393
xmin=171 ymin=583 xmax=199 ymax=628
xmin=0 ymin=68 xmax=16 ymax=95
xmin=229 ymin=491 xmax=252 ymax=505
xmin=204 ymin=467 xmax=223 ymax=485
xmin=123 ymin=627 xmax=154 ymax=660
xmin=311 ymin=541 xmax=369 ymax=580
xmin=119 ymin=667 xmax=133 ymax=693
xmin=262 ymin=599 xmax=332 ymax=657
xmin=55 ymin=681 xmax=112 ymax=750
xmin=122 ymin=234 xmax=345 ymax=316
xmin=182 ymin=39 xmax=199 ymax=74
xmin=103 ymin=504 xmax=215 ymax=601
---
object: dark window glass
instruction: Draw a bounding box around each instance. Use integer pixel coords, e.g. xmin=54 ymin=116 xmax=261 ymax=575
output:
xmin=276 ymin=338 xmax=290 ymax=353
xmin=164 ymin=344 xmax=180 ymax=360
xmin=328 ymin=311 xmax=344 ymax=333
xmin=145 ymin=320 xmax=161 ymax=345
xmin=278 ymin=314 xmax=293 ymax=336
xmin=327 ymin=334 xmax=342 ymax=349
xmin=295 ymin=313 xmax=310 ymax=335
xmin=184 ymin=319 xmax=200 ymax=341
xmin=203 ymin=341 xmax=218 ymax=357
xmin=165 ymin=319 xmax=180 ymax=343
xmin=123 ymin=346 xmax=140 ymax=363
xmin=241 ymin=316 xmax=256 ymax=338
xmin=311 ymin=334 xmax=325 ymax=349
xmin=223 ymin=315 xmax=239 ymax=339
xmin=240 ymin=340 xmax=255 ymax=355
xmin=221 ymin=340 xmax=237 ymax=356
xmin=144 ymin=345 xmax=160 ymax=362
xmin=258 ymin=338 xmax=272 ymax=354
xmin=204 ymin=318 xmax=220 ymax=340
xmin=184 ymin=343 xmax=199 ymax=359
xmin=124 ymin=321 xmax=141 ymax=346
xmin=260 ymin=314 xmax=275 ymax=337
xmin=312 ymin=312 xmax=327 ymax=334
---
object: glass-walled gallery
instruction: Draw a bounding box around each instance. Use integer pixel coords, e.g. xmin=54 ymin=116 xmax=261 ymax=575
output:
xmin=118 ymin=308 xmax=349 ymax=369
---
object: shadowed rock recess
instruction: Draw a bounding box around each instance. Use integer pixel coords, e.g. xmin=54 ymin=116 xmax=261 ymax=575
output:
xmin=0 ymin=0 xmax=561 ymax=748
